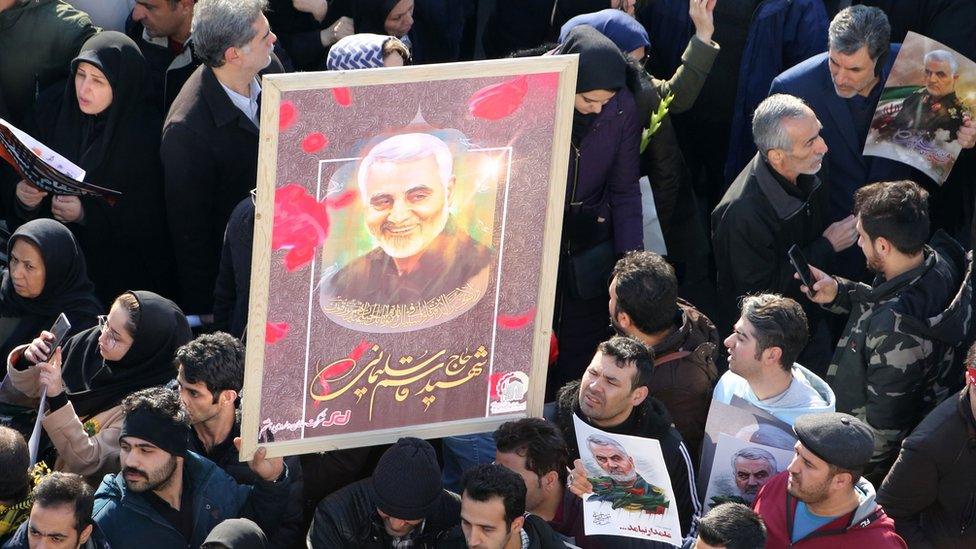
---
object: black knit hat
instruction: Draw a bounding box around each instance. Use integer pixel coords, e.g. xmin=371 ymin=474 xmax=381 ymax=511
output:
xmin=371 ymin=437 xmax=442 ymax=520
xmin=793 ymin=413 xmax=875 ymax=471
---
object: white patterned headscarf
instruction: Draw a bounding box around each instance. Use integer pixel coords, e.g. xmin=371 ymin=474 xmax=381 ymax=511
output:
xmin=327 ymin=33 xmax=400 ymax=70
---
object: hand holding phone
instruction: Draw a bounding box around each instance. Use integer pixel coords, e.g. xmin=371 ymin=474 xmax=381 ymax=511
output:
xmin=24 ymin=313 xmax=71 ymax=364
xmin=788 ymin=245 xmax=816 ymax=297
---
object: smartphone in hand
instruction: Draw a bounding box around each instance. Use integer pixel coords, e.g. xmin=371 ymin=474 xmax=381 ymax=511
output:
xmin=41 ymin=313 xmax=72 ymax=362
xmin=788 ymin=244 xmax=816 ymax=297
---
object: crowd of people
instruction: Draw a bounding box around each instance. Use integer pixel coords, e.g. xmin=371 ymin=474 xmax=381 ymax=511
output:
xmin=2 ymin=0 xmax=976 ymax=547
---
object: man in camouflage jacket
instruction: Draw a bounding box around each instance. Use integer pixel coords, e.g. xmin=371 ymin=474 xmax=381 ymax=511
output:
xmin=800 ymin=181 xmax=974 ymax=486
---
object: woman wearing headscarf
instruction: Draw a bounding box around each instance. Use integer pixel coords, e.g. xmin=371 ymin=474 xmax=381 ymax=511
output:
xmin=559 ymin=7 xmax=718 ymax=262
xmin=326 ymin=33 xmax=411 ymax=70
xmin=0 ymin=219 xmax=101 ymax=365
xmin=548 ymin=26 xmax=641 ymax=397
xmin=550 ymin=0 xmax=636 ymax=40
xmin=4 ymin=291 xmax=191 ymax=481
xmin=8 ymin=31 xmax=176 ymax=307
xmin=353 ymin=0 xmax=418 ymax=59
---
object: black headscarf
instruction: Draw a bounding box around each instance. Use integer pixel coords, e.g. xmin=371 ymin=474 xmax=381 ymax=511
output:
xmin=353 ymin=0 xmax=401 ymax=35
xmin=202 ymin=518 xmax=268 ymax=549
xmin=46 ymin=31 xmax=148 ymax=172
xmin=59 ymin=291 xmax=191 ymax=418
xmin=0 ymin=219 xmax=102 ymax=360
xmin=33 ymin=31 xmax=175 ymax=305
xmin=558 ymin=25 xmax=628 ymax=144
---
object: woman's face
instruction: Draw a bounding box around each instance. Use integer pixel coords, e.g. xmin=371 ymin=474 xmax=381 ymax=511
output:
xmin=384 ymin=0 xmax=414 ymax=37
xmin=574 ymin=89 xmax=616 ymax=115
xmin=9 ymin=239 xmax=45 ymax=299
xmin=98 ymin=302 xmax=134 ymax=361
xmin=383 ymin=52 xmax=405 ymax=67
xmin=75 ymin=61 xmax=114 ymax=115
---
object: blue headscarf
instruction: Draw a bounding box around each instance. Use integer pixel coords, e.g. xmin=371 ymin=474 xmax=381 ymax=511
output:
xmin=559 ymin=9 xmax=650 ymax=54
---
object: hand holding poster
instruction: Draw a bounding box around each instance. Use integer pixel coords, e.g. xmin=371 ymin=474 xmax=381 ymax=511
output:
xmin=0 ymin=118 xmax=122 ymax=203
xmin=573 ymin=415 xmax=682 ymax=546
xmin=864 ymin=32 xmax=976 ymax=184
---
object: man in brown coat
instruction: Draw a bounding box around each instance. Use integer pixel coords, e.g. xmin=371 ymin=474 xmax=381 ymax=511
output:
xmin=608 ymin=251 xmax=720 ymax=463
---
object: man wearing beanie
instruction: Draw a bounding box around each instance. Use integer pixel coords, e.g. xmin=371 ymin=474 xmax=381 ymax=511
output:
xmin=751 ymin=412 xmax=906 ymax=548
xmin=309 ymin=437 xmax=460 ymax=548
xmin=90 ymin=388 xmax=291 ymax=548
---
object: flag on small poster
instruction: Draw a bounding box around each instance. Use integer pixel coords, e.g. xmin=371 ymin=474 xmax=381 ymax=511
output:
xmin=574 ymin=415 xmax=683 ymax=547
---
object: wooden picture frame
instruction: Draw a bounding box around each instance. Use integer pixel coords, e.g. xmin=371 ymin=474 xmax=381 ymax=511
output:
xmin=240 ymin=56 xmax=578 ymax=459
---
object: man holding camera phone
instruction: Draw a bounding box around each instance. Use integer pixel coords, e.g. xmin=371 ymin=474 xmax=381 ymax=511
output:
xmin=796 ymin=180 xmax=973 ymax=487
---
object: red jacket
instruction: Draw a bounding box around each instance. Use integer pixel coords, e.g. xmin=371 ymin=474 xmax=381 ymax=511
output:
xmin=752 ymin=472 xmax=906 ymax=548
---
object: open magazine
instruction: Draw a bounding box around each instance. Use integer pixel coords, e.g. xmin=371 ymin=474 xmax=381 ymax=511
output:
xmin=0 ymin=118 xmax=122 ymax=204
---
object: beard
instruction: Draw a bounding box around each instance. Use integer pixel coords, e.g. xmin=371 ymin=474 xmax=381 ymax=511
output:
xmin=123 ymin=457 xmax=178 ymax=493
xmin=374 ymin=207 xmax=449 ymax=260
xmin=608 ymin=469 xmax=638 ymax=483
xmin=787 ymin=474 xmax=830 ymax=505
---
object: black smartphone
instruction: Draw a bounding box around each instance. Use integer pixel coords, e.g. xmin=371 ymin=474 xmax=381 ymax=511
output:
xmin=788 ymin=244 xmax=816 ymax=296
xmin=44 ymin=313 xmax=72 ymax=360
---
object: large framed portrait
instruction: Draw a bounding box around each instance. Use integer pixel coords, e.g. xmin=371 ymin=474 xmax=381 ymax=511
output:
xmin=239 ymin=57 xmax=578 ymax=458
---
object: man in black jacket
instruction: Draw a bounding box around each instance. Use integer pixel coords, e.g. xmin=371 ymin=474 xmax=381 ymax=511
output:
xmin=712 ymin=93 xmax=857 ymax=374
xmin=161 ymin=0 xmax=283 ymax=323
xmin=125 ymin=0 xmax=200 ymax=115
xmin=309 ymin=437 xmax=460 ymax=548
xmin=177 ymin=332 xmax=305 ymax=548
xmin=440 ymin=463 xmax=565 ymax=549
xmin=877 ymin=346 xmax=976 ymax=548
xmin=550 ymin=336 xmax=702 ymax=543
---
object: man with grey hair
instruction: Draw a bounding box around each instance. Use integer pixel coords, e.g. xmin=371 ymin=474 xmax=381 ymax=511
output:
xmin=322 ymin=133 xmax=493 ymax=313
xmin=877 ymin=48 xmax=971 ymax=142
xmin=161 ymin=0 xmax=283 ymax=326
xmin=730 ymin=447 xmax=777 ymax=505
xmin=582 ymin=433 xmax=668 ymax=513
xmin=712 ymin=95 xmax=851 ymax=373
xmin=770 ymin=5 xmax=975 ymax=281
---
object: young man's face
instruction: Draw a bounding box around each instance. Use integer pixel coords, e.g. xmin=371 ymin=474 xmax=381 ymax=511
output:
xmin=724 ymin=317 xmax=762 ymax=378
xmin=786 ymin=442 xmax=834 ymax=504
xmin=119 ymin=436 xmax=179 ymax=493
xmin=177 ymin=366 xmax=223 ymax=426
xmin=578 ymin=352 xmax=645 ymax=427
xmin=460 ymin=493 xmax=522 ymax=549
xmin=855 ymin=215 xmax=885 ymax=274
xmin=27 ymin=503 xmax=91 ymax=549
xmin=494 ymin=450 xmax=546 ymax=514
xmin=362 ymin=155 xmax=451 ymax=260
xmin=828 ymin=45 xmax=879 ymax=98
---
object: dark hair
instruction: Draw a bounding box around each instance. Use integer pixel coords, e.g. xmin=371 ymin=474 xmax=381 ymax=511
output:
xmin=493 ymin=418 xmax=570 ymax=484
xmin=597 ymin=336 xmax=654 ymax=391
xmin=114 ymin=292 xmax=141 ymax=336
xmin=827 ymin=463 xmax=863 ymax=487
xmin=739 ymin=294 xmax=809 ymax=370
xmin=121 ymin=387 xmax=190 ymax=426
xmin=698 ymin=503 xmax=767 ymax=549
xmin=176 ymin=332 xmax=245 ymax=403
xmin=853 ymin=180 xmax=929 ymax=255
xmin=32 ymin=472 xmax=94 ymax=533
xmin=461 ymin=464 xmax=526 ymax=525
xmin=828 ymin=6 xmax=890 ymax=62
xmin=611 ymin=252 xmax=678 ymax=334
xmin=0 ymin=426 xmax=29 ymax=502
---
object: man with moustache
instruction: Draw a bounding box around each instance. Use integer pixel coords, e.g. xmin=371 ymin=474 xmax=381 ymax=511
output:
xmin=325 ymin=132 xmax=493 ymax=307
xmin=751 ymin=413 xmax=906 ymax=548
xmin=553 ymin=336 xmax=702 ymax=540
xmin=713 ymin=95 xmax=855 ymax=374
xmin=90 ymin=388 xmax=291 ymax=548
xmin=799 ymin=180 xmax=974 ymax=485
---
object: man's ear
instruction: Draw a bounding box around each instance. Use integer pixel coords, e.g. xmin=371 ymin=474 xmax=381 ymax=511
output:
xmin=511 ymin=515 xmax=525 ymax=533
xmin=762 ymin=346 xmax=783 ymax=367
xmin=542 ymin=470 xmax=559 ymax=490
xmin=629 ymin=385 xmax=648 ymax=407
xmin=220 ymin=389 xmax=239 ymax=407
xmin=79 ymin=523 xmax=93 ymax=544
xmin=766 ymin=149 xmax=784 ymax=169
xmin=223 ymin=46 xmax=241 ymax=67
xmin=615 ymin=310 xmax=633 ymax=331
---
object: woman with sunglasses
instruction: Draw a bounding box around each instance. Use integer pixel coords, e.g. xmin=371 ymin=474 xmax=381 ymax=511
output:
xmin=4 ymin=291 xmax=191 ymax=482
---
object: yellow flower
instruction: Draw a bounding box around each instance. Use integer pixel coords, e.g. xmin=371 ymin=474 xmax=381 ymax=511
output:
xmin=83 ymin=418 xmax=101 ymax=437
